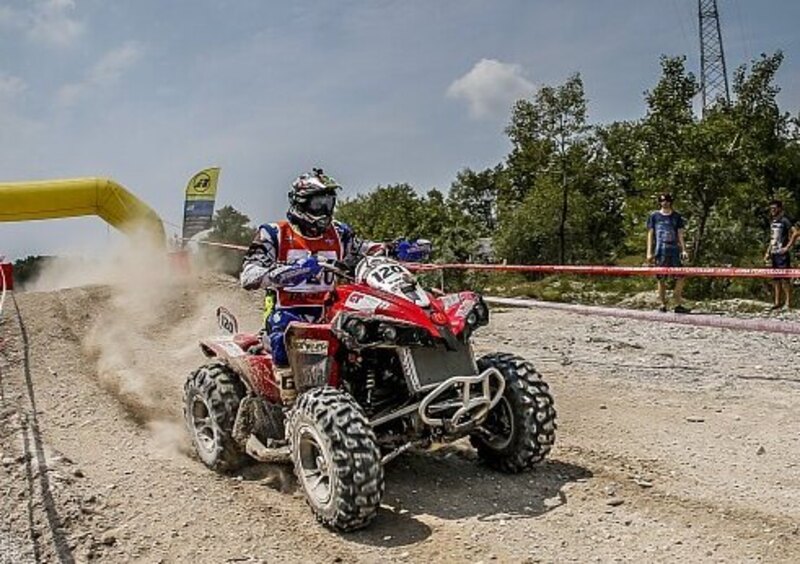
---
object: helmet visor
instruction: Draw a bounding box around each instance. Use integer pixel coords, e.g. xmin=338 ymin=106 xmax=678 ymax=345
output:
xmin=305 ymin=193 xmax=336 ymax=217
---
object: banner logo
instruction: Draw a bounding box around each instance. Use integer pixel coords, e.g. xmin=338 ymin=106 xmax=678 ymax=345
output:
xmin=182 ymin=167 xmax=220 ymax=240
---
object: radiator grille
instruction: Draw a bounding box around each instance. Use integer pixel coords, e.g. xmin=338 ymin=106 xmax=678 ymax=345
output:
xmin=401 ymin=341 xmax=477 ymax=391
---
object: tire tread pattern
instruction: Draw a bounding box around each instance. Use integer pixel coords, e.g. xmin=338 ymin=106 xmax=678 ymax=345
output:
xmin=288 ymin=387 xmax=384 ymax=531
xmin=183 ymin=361 xmax=248 ymax=472
xmin=471 ymin=353 xmax=557 ymax=473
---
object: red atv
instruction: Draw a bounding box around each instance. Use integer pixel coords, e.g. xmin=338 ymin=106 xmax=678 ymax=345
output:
xmin=183 ymin=256 xmax=556 ymax=531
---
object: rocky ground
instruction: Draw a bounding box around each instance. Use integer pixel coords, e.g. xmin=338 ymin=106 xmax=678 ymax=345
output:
xmin=1 ymin=273 xmax=799 ymax=563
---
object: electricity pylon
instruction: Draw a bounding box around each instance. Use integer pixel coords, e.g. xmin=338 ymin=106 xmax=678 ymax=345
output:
xmin=698 ymin=0 xmax=731 ymax=114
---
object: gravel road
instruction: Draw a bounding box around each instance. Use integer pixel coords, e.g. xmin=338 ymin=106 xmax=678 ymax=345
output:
xmin=1 ymin=274 xmax=798 ymax=563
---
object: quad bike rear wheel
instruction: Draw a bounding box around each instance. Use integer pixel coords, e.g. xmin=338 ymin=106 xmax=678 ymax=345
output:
xmin=183 ymin=361 xmax=249 ymax=472
xmin=287 ymin=387 xmax=384 ymax=531
xmin=470 ymin=353 xmax=557 ymax=473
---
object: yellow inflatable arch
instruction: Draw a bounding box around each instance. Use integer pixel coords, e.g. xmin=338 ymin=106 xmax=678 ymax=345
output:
xmin=0 ymin=177 xmax=165 ymax=244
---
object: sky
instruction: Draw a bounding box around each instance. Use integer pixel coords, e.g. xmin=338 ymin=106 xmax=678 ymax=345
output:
xmin=1 ymin=0 xmax=798 ymax=260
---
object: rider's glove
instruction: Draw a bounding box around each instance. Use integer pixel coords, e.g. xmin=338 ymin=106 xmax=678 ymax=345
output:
xmin=271 ymin=255 xmax=322 ymax=286
xmin=295 ymin=255 xmax=322 ymax=280
xmin=394 ymin=239 xmax=432 ymax=262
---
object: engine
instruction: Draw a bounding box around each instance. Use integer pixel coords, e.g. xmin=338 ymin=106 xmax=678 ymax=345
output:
xmin=342 ymin=349 xmax=410 ymax=418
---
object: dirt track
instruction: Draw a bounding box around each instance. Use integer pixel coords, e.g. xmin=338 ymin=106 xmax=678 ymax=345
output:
xmin=1 ymin=273 xmax=800 ymax=563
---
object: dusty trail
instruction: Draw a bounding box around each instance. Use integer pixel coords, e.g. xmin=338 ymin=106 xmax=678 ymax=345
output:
xmin=1 ymin=273 xmax=799 ymax=563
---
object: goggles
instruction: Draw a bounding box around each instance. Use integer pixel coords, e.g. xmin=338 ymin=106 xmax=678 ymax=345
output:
xmin=305 ymin=193 xmax=336 ymax=216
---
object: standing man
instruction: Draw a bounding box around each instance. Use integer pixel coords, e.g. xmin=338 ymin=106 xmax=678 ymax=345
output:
xmin=646 ymin=193 xmax=690 ymax=313
xmin=764 ymin=199 xmax=793 ymax=310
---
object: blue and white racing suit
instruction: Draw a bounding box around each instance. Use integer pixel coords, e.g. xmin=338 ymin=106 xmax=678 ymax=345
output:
xmin=240 ymin=220 xmax=388 ymax=366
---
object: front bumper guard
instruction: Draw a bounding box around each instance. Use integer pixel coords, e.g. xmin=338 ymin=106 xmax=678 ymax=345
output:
xmin=417 ymin=368 xmax=505 ymax=432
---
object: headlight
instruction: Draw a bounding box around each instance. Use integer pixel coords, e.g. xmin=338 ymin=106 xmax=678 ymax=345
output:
xmin=345 ymin=318 xmax=368 ymax=342
xmin=380 ymin=324 xmax=398 ymax=342
xmin=467 ymin=312 xmax=478 ymax=326
xmin=409 ymin=327 xmax=429 ymax=345
xmin=473 ymin=299 xmax=489 ymax=326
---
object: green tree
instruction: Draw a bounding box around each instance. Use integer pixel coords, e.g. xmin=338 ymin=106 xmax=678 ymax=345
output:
xmin=635 ymin=55 xmax=698 ymax=202
xmin=731 ymin=52 xmax=800 ymax=212
xmin=337 ymin=184 xmax=424 ymax=241
xmin=12 ymin=255 xmax=53 ymax=288
xmin=634 ymin=53 xmax=799 ymax=264
xmin=495 ymin=175 xmax=562 ymax=263
xmin=337 ymin=184 xmax=475 ymax=262
xmin=204 ymin=205 xmax=254 ymax=275
xmin=208 ymin=205 xmax=254 ymax=245
xmin=502 ymin=74 xmax=591 ymax=264
xmin=571 ymin=136 xmax=628 ymax=262
xmin=594 ymin=120 xmax=644 ymax=256
xmin=449 ymin=166 xmax=504 ymax=235
xmin=329 ymin=50 xmax=800 ymax=305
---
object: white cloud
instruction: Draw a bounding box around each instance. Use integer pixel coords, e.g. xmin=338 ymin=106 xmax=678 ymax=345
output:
xmin=0 ymin=0 xmax=84 ymax=46
xmin=56 ymin=41 xmax=143 ymax=107
xmin=28 ymin=0 xmax=84 ymax=47
xmin=0 ymin=74 xmax=28 ymax=102
xmin=89 ymin=42 xmax=143 ymax=84
xmin=447 ymin=58 xmax=534 ymax=119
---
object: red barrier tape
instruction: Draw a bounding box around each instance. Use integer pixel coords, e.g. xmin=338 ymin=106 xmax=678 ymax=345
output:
xmin=183 ymin=238 xmax=800 ymax=335
xmin=485 ymin=296 xmax=800 ymax=335
xmin=185 ymin=239 xmax=800 ymax=279
xmin=411 ymin=263 xmax=800 ymax=279
xmin=0 ymin=261 xmax=7 ymax=317
xmin=190 ymin=240 xmax=249 ymax=251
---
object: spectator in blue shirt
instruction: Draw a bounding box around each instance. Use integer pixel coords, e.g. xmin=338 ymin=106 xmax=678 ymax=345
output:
xmin=763 ymin=199 xmax=794 ymax=311
xmin=646 ymin=193 xmax=690 ymax=313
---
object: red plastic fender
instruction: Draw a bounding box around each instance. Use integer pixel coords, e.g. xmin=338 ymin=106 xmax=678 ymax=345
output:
xmin=242 ymin=355 xmax=281 ymax=404
xmin=199 ymin=336 xmax=281 ymax=403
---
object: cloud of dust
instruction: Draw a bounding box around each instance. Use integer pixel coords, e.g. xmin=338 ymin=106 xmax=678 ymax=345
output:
xmin=147 ymin=419 xmax=192 ymax=458
xmin=31 ymin=228 xmax=227 ymax=456
xmin=24 ymin=255 xmax=116 ymax=293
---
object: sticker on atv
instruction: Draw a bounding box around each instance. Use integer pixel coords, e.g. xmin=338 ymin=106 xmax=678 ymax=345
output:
xmin=345 ymin=292 xmax=388 ymax=313
xmin=206 ymin=337 xmax=245 ymax=357
xmin=456 ymin=299 xmax=476 ymax=318
xmin=356 ymin=256 xmax=431 ymax=308
xmin=294 ymin=339 xmax=329 ymax=355
xmin=439 ymin=293 xmax=463 ymax=309
xmin=216 ymin=307 xmax=238 ymax=334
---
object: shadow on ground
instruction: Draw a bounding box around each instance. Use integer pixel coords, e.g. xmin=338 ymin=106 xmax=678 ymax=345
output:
xmin=348 ymin=442 xmax=592 ymax=548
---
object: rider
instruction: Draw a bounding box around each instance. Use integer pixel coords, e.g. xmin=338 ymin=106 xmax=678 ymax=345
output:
xmin=240 ymin=168 xmax=429 ymax=399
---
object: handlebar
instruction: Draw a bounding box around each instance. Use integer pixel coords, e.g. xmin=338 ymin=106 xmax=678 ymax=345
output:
xmin=318 ymin=258 xmax=355 ymax=282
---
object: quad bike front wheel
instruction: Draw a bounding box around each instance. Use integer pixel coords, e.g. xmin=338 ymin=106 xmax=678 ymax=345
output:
xmin=470 ymin=353 xmax=557 ymax=473
xmin=287 ymin=387 xmax=384 ymax=531
xmin=183 ymin=361 xmax=249 ymax=472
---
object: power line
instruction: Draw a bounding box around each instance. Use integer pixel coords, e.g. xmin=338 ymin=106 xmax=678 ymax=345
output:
xmin=731 ymin=0 xmax=752 ymax=63
xmin=671 ymin=0 xmax=692 ymax=53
